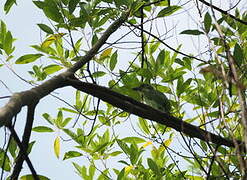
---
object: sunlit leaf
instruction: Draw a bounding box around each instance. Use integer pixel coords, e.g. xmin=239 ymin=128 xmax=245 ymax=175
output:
xmin=122 ymin=137 xmax=146 ymax=144
xmin=100 ymin=48 xmax=112 ymax=58
xmin=63 ymin=151 xmax=82 ymax=160
xmin=15 ymin=54 xmax=43 ymax=64
xmin=3 ymin=31 xmax=13 ymax=55
xmin=43 ymin=64 xmax=63 ymax=75
xmin=41 ymin=33 xmax=66 ymax=48
xmin=32 ymin=126 xmax=54 ymax=133
xmin=0 ymin=149 xmax=11 ymax=171
xmin=92 ymin=71 xmax=106 ymax=78
xmin=54 ymin=136 xmax=60 ymax=158
xmin=20 ymin=174 xmax=50 ymax=180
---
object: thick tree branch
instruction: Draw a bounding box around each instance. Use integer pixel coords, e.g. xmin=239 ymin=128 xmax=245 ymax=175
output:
xmin=0 ymin=11 xmax=129 ymax=128
xmin=0 ymin=71 xmax=71 ymax=127
xmin=67 ymin=78 xmax=246 ymax=151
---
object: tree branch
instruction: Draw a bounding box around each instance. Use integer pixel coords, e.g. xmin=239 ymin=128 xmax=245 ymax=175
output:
xmin=11 ymin=103 xmax=38 ymax=179
xmin=8 ymin=126 xmax=39 ymax=180
xmin=69 ymin=10 xmax=130 ymax=73
xmin=199 ymin=0 xmax=247 ymax=25
xmin=0 ymin=10 xmax=129 ymax=127
xmin=67 ymin=77 xmax=246 ymax=151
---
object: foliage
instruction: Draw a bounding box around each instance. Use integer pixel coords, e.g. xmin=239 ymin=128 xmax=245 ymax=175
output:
xmin=1 ymin=0 xmax=247 ymax=179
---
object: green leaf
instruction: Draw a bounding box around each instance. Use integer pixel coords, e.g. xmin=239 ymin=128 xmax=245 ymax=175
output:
xmin=122 ymin=137 xmax=146 ymax=144
xmin=117 ymin=168 xmax=125 ymax=180
xmin=117 ymin=139 xmax=130 ymax=155
xmin=92 ymin=71 xmax=106 ymax=78
xmin=147 ymin=158 xmax=160 ymax=175
xmin=233 ymin=43 xmax=244 ymax=66
xmin=15 ymin=54 xmax=43 ymax=64
xmin=33 ymin=1 xmax=45 ymax=9
xmin=4 ymin=0 xmax=16 ymax=14
xmin=0 ymin=149 xmax=11 ymax=171
xmin=157 ymin=6 xmax=181 ymax=17
xmin=54 ymin=136 xmax=60 ymax=158
xmin=68 ymin=0 xmax=80 ymax=13
xmin=20 ymin=174 xmax=50 ymax=180
xmin=109 ymin=151 xmax=122 ymax=157
xmin=204 ymin=12 xmax=212 ymax=33
xmin=3 ymin=31 xmax=13 ymax=55
xmin=138 ymin=118 xmax=150 ymax=134
xmin=27 ymin=141 xmax=36 ymax=154
xmin=177 ymin=77 xmax=192 ymax=97
xmin=91 ymin=34 xmax=98 ymax=46
xmin=32 ymin=126 xmax=54 ymax=133
xmin=89 ymin=165 xmax=96 ymax=178
xmin=43 ymin=64 xmax=63 ymax=75
xmin=37 ymin=24 xmax=54 ymax=34
xmin=8 ymin=137 xmax=17 ymax=158
xmin=180 ymin=29 xmax=204 ymax=35
xmin=42 ymin=113 xmax=54 ymax=125
xmin=110 ymin=50 xmax=118 ymax=71
xmin=43 ymin=0 xmax=63 ymax=23
xmin=63 ymin=151 xmax=82 ymax=160
xmin=56 ymin=110 xmax=63 ymax=126
xmin=200 ymin=140 xmax=208 ymax=151
xmin=150 ymin=41 xmax=160 ymax=54
xmin=61 ymin=117 xmax=72 ymax=127
xmin=156 ymin=49 xmax=165 ymax=65
xmin=92 ymin=142 xmax=109 ymax=153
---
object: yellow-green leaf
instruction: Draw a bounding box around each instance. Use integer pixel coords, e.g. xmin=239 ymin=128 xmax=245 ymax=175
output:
xmin=32 ymin=126 xmax=54 ymax=133
xmin=164 ymin=138 xmax=172 ymax=147
xmin=15 ymin=54 xmax=43 ymax=64
xmin=41 ymin=33 xmax=66 ymax=48
xmin=100 ymin=48 xmax=112 ymax=58
xmin=20 ymin=174 xmax=50 ymax=180
xmin=43 ymin=64 xmax=63 ymax=75
xmin=54 ymin=136 xmax=60 ymax=158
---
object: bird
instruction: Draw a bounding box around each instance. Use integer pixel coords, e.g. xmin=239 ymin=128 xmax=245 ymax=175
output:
xmin=132 ymin=84 xmax=171 ymax=113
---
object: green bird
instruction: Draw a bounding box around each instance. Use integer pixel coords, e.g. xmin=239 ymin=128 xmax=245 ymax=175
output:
xmin=133 ymin=84 xmax=171 ymax=113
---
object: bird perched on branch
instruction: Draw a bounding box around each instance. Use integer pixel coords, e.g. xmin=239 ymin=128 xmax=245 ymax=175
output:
xmin=133 ymin=84 xmax=171 ymax=113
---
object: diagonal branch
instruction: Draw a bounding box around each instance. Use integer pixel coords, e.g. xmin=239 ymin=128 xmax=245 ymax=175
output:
xmin=8 ymin=125 xmax=39 ymax=180
xmin=67 ymin=77 xmax=246 ymax=151
xmin=11 ymin=103 xmax=38 ymax=179
xmin=0 ymin=11 xmax=130 ymax=128
xmin=69 ymin=10 xmax=130 ymax=73
xmin=199 ymin=0 xmax=247 ymax=25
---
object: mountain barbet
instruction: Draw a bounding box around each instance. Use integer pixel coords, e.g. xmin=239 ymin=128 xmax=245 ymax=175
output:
xmin=133 ymin=84 xmax=171 ymax=113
